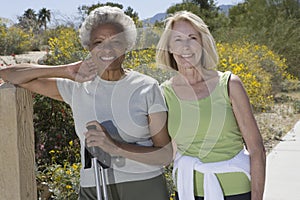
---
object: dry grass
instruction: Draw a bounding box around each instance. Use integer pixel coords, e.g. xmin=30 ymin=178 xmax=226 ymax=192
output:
xmin=256 ymin=92 xmax=300 ymax=153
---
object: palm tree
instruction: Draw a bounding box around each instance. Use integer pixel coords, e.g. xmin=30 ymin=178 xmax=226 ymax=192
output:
xmin=17 ymin=8 xmax=38 ymax=32
xmin=38 ymin=8 xmax=51 ymax=30
xmin=24 ymin=8 xmax=37 ymax=20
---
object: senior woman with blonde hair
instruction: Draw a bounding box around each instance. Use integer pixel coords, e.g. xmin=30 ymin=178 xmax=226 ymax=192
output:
xmin=156 ymin=11 xmax=266 ymax=200
xmin=0 ymin=6 xmax=172 ymax=200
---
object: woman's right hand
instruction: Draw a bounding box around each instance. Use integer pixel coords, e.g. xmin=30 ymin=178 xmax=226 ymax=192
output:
xmin=66 ymin=59 xmax=98 ymax=82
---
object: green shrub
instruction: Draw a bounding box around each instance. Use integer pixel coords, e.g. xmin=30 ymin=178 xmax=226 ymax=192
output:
xmin=34 ymin=94 xmax=78 ymax=165
xmin=217 ymin=41 xmax=296 ymax=111
xmin=0 ymin=25 xmax=31 ymax=55
xmin=36 ymin=144 xmax=81 ymax=199
xmin=293 ymin=100 xmax=300 ymax=114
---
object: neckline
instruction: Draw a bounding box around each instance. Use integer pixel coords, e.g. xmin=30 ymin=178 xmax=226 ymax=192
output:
xmin=167 ymin=72 xmax=223 ymax=102
xmin=95 ymin=69 xmax=134 ymax=85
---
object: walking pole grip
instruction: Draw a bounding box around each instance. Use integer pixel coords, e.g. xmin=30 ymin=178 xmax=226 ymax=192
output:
xmin=87 ymin=124 xmax=109 ymax=200
xmin=86 ymin=125 xmax=111 ymax=168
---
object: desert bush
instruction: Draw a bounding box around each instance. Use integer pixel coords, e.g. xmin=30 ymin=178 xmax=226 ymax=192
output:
xmin=45 ymin=26 xmax=88 ymax=65
xmin=33 ymin=94 xmax=79 ymax=165
xmin=280 ymin=79 xmax=300 ymax=92
xmin=36 ymin=142 xmax=81 ymax=199
xmin=0 ymin=25 xmax=31 ymax=55
xmin=293 ymin=100 xmax=300 ymax=114
xmin=34 ymin=26 xmax=87 ymax=166
xmin=217 ymin=41 xmax=296 ymax=111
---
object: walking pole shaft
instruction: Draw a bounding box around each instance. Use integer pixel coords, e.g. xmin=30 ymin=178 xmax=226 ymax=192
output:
xmin=100 ymin=165 xmax=109 ymax=200
xmin=93 ymin=158 xmax=103 ymax=200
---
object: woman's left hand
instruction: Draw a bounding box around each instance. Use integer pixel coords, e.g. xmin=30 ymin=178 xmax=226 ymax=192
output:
xmin=85 ymin=121 xmax=119 ymax=155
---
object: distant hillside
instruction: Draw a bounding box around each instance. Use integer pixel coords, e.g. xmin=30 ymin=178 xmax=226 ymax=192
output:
xmin=142 ymin=13 xmax=167 ymax=25
xmin=142 ymin=5 xmax=234 ymax=25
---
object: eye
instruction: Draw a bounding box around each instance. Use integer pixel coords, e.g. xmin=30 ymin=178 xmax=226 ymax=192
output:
xmin=93 ymin=40 xmax=103 ymax=45
xmin=112 ymin=40 xmax=121 ymax=45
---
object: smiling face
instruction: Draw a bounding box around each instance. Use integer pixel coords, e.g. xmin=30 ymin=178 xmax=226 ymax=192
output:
xmin=169 ymin=20 xmax=203 ymax=70
xmin=89 ymin=23 xmax=127 ymax=72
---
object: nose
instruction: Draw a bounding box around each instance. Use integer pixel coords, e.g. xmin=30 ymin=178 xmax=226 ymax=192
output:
xmin=182 ymin=39 xmax=190 ymax=50
xmin=102 ymin=42 xmax=113 ymax=53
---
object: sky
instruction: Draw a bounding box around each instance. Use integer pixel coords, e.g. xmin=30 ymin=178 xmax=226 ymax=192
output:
xmin=0 ymin=0 xmax=244 ymax=22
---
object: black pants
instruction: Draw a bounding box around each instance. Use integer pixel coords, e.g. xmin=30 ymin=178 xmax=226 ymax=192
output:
xmin=175 ymin=191 xmax=251 ymax=200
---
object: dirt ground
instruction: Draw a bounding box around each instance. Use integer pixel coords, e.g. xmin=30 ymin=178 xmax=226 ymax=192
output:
xmin=0 ymin=51 xmax=47 ymax=66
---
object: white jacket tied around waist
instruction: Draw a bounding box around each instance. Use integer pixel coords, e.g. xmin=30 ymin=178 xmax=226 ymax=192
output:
xmin=173 ymin=149 xmax=251 ymax=200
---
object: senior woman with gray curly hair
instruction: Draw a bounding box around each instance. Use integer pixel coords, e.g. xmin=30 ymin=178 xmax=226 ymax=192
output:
xmin=0 ymin=6 xmax=172 ymax=200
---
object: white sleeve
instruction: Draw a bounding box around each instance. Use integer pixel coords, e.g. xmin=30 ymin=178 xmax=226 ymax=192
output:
xmin=147 ymin=82 xmax=168 ymax=114
xmin=56 ymin=78 xmax=75 ymax=105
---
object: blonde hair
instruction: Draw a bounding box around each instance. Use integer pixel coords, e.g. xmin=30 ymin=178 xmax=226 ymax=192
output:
xmin=156 ymin=11 xmax=219 ymax=70
xmin=79 ymin=6 xmax=137 ymax=50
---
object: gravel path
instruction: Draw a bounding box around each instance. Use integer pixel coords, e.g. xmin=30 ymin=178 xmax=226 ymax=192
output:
xmin=0 ymin=51 xmax=47 ymax=66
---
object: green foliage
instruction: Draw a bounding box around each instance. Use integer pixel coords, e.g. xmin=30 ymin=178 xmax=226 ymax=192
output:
xmin=34 ymin=27 xmax=88 ymax=166
xmin=293 ymin=100 xmax=300 ymax=114
xmin=46 ymin=26 xmax=88 ymax=65
xmin=36 ymin=145 xmax=81 ymax=199
xmin=226 ymin=0 xmax=300 ymax=79
xmin=17 ymin=8 xmax=40 ymax=33
xmin=217 ymin=41 xmax=296 ymax=111
xmin=38 ymin=8 xmax=51 ymax=30
xmin=17 ymin=8 xmax=51 ymax=32
xmin=33 ymin=94 xmax=79 ymax=165
xmin=0 ymin=25 xmax=31 ymax=55
xmin=124 ymin=46 xmax=175 ymax=84
xmin=33 ymin=27 xmax=85 ymax=199
xmin=166 ymin=1 xmax=229 ymax=33
xmin=78 ymin=2 xmax=142 ymax=27
xmin=0 ymin=8 xmax=53 ymax=55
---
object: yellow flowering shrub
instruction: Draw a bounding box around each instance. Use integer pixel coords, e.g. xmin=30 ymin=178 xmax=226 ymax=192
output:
xmin=124 ymin=46 xmax=175 ymax=83
xmin=46 ymin=27 xmax=88 ymax=65
xmin=36 ymin=140 xmax=81 ymax=199
xmin=0 ymin=26 xmax=31 ymax=55
xmin=217 ymin=41 xmax=295 ymax=111
xmin=124 ymin=45 xmax=156 ymax=69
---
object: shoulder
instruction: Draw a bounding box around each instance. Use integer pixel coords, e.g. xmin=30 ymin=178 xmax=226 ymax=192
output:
xmin=128 ymin=70 xmax=159 ymax=85
xmin=227 ymin=73 xmax=247 ymax=99
xmin=228 ymin=74 xmax=243 ymax=88
xmin=56 ymin=77 xmax=85 ymax=88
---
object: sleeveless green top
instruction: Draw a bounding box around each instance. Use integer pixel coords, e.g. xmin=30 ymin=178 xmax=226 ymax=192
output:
xmin=162 ymin=71 xmax=251 ymax=196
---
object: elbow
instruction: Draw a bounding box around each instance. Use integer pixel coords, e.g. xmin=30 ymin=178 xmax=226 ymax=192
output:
xmin=0 ymin=68 xmax=19 ymax=85
xmin=249 ymin=144 xmax=266 ymax=164
xmin=0 ymin=69 xmax=7 ymax=82
xmin=160 ymin=143 xmax=174 ymax=166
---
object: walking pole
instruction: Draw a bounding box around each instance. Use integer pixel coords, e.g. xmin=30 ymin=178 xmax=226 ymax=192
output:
xmin=91 ymin=157 xmax=103 ymax=200
xmin=87 ymin=125 xmax=111 ymax=200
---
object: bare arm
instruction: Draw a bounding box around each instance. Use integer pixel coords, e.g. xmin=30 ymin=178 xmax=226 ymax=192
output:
xmin=85 ymin=111 xmax=173 ymax=166
xmin=229 ymin=74 xmax=266 ymax=200
xmin=0 ymin=61 xmax=97 ymax=101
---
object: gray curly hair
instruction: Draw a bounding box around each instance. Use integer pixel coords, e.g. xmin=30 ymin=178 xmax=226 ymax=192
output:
xmin=79 ymin=6 xmax=137 ymax=50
